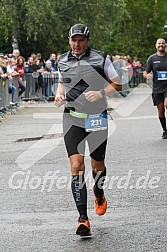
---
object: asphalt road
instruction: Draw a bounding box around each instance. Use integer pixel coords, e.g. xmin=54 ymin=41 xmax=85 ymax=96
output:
xmin=0 ymin=88 xmax=167 ymax=252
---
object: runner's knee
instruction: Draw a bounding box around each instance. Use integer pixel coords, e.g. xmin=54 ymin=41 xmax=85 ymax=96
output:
xmin=157 ymin=105 xmax=165 ymax=117
xmin=164 ymin=98 xmax=167 ymax=109
xmin=91 ymin=160 xmax=105 ymax=173
xmin=70 ymin=160 xmax=85 ymax=175
xmin=158 ymin=110 xmax=165 ymax=117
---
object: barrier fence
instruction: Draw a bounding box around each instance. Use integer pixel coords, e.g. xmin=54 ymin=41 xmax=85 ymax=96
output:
xmin=0 ymin=70 xmax=148 ymax=115
xmin=130 ymin=67 xmax=147 ymax=87
xmin=0 ymin=76 xmax=19 ymax=109
xmin=0 ymin=72 xmax=59 ymax=110
xmin=24 ymin=72 xmax=58 ymax=101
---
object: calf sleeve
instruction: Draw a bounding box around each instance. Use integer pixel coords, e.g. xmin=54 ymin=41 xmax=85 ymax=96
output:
xmin=159 ymin=117 xmax=166 ymax=131
xmin=71 ymin=175 xmax=88 ymax=219
xmin=92 ymin=167 xmax=106 ymax=196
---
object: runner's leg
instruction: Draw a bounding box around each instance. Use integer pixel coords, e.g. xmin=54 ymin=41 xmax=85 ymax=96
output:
xmin=157 ymin=102 xmax=166 ymax=132
xmin=70 ymin=154 xmax=88 ymax=219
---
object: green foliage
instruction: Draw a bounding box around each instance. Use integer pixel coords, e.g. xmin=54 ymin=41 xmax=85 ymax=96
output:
xmin=0 ymin=0 xmax=166 ymax=62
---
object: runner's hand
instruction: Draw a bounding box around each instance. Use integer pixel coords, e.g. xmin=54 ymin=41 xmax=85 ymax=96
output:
xmin=54 ymin=95 xmax=65 ymax=107
xmin=84 ymin=91 xmax=102 ymax=102
xmin=146 ymin=73 xmax=152 ymax=80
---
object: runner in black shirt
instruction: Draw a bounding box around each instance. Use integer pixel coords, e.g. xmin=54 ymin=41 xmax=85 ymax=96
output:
xmin=143 ymin=38 xmax=167 ymax=139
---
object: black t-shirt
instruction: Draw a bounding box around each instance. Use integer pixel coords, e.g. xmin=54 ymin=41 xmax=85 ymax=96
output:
xmin=27 ymin=64 xmax=39 ymax=73
xmin=145 ymin=52 xmax=167 ymax=93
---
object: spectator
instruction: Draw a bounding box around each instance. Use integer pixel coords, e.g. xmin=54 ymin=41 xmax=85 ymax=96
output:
xmin=121 ymin=55 xmax=133 ymax=96
xmin=44 ymin=60 xmax=54 ymax=98
xmin=131 ymin=56 xmax=142 ymax=86
xmin=30 ymin=53 xmax=37 ymax=62
xmin=37 ymin=53 xmax=45 ymax=68
xmin=25 ymin=57 xmax=38 ymax=73
xmin=0 ymin=59 xmax=3 ymax=74
xmin=56 ymin=53 xmax=62 ymax=61
xmin=36 ymin=60 xmax=45 ymax=96
xmin=16 ymin=56 xmax=26 ymax=98
xmin=1 ymin=58 xmax=8 ymax=74
xmin=112 ymin=55 xmax=122 ymax=81
xmin=12 ymin=49 xmax=20 ymax=60
xmin=0 ymin=53 xmax=4 ymax=60
xmin=7 ymin=58 xmax=18 ymax=76
xmin=47 ymin=53 xmax=57 ymax=71
xmin=0 ymin=58 xmax=8 ymax=79
xmin=7 ymin=58 xmax=18 ymax=104
xmin=25 ymin=56 xmax=45 ymax=96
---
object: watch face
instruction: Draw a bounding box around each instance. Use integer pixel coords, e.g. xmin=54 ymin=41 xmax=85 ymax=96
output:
xmin=100 ymin=89 xmax=105 ymax=97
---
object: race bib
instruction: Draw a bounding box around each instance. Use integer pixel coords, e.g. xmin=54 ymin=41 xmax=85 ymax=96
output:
xmin=85 ymin=112 xmax=107 ymax=132
xmin=157 ymin=71 xmax=167 ymax=80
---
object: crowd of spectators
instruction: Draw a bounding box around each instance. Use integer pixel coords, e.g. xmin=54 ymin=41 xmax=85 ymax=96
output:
xmin=0 ymin=49 xmax=143 ymax=103
xmin=0 ymin=50 xmax=60 ymax=103
xmin=106 ymin=51 xmax=143 ymax=97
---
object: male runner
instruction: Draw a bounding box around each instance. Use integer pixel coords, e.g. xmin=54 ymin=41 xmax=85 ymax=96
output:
xmin=143 ymin=38 xmax=167 ymax=139
xmin=54 ymin=24 xmax=121 ymax=236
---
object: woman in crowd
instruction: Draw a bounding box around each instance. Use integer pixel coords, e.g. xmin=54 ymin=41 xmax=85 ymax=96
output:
xmin=16 ymin=56 xmax=26 ymax=98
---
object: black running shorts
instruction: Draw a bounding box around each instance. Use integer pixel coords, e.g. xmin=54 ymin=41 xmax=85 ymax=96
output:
xmin=63 ymin=109 xmax=108 ymax=161
xmin=152 ymin=91 xmax=167 ymax=106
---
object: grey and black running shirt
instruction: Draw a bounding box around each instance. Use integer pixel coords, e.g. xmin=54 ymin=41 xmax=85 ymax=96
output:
xmin=58 ymin=47 xmax=118 ymax=114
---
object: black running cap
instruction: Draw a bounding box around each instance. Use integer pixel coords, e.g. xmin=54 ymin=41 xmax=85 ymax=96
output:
xmin=69 ymin=24 xmax=89 ymax=38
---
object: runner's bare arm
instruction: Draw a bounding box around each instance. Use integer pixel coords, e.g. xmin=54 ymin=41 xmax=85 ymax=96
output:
xmin=143 ymin=70 xmax=152 ymax=80
xmin=105 ymin=76 xmax=122 ymax=96
xmin=54 ymin=81 xmax=66 ymax=107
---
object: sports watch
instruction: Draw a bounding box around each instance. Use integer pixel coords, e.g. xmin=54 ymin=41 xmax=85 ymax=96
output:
xmin=100 ymin=89 xmax=106 ymax=98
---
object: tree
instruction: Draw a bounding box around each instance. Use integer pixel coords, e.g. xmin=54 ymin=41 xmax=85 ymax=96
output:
xmin=0 ymin=0 xmax=166 ymax=62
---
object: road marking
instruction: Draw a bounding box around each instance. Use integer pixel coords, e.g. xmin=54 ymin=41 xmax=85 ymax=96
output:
xmin=115 ymin=115 xmax=157 ymax=121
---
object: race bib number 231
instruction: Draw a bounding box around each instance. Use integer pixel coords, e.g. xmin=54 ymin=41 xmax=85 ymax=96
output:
xmin=85 ymin=112 xmax=108 ymax=132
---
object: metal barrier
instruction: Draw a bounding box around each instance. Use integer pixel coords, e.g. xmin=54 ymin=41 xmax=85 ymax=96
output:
xmin=42 ymin=72 xmax=58 ymax=99
xmin=1 ymin=69 xmax=149 ymax=104
xmin=130 ymin=67 xmax=147 ymax=87
xmin=0 ymin=71 xmax=59 ymax=112
xmin=0 ymin=76 xmax=19 ymax=117
xmin=12 ymin=76 xmax=19 ymax=103
xmin=23 ymin=72 xmax=58 ymax=101
xmin=25 ymin=72 xmax=38 ymax=99
xmin=0 ymin=77 xmax=8 ymax=108
xmin=0 ymin=76 xmax=18 ymax=108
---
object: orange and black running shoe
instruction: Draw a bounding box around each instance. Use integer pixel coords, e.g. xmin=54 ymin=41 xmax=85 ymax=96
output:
xmin=76 ymin=215 xmax=91 ymax=237
xmin=94 ymin=194 xmax=107 ymax=216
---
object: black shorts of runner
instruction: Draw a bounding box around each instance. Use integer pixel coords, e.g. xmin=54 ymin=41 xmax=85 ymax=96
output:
xmin=152 ymin=91 xmax=167 ymax=106
xmin=63 ymin=109 xmax=108 ymax=161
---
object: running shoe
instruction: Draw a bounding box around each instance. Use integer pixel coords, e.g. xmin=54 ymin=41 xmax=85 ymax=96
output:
xmin=94 ymin=194 xmax=107 ymax=215
xmin=76 ymin=215 xmax=91 ymax=236
xmin=162 ymin=131 xmax=167 ymax=139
